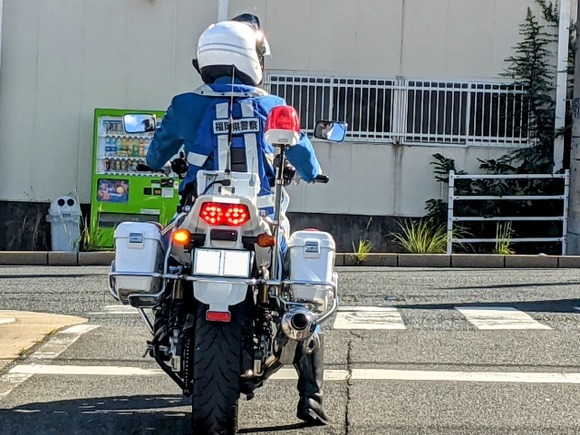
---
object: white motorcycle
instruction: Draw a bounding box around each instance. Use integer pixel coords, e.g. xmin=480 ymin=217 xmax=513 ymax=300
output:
xmin=108 ymin=105 xmax=346 ymax=434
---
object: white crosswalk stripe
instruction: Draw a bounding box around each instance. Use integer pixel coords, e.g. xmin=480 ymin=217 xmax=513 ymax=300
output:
xmin=455 ymin=306 xmax=552 ymax=330
xmin=333 ymin=306 xmax=406 ymax=330
xmin=88 ymin=305 xmax=139 ymax=315
xmin=332 ymin=305 xmax=553 ymax=331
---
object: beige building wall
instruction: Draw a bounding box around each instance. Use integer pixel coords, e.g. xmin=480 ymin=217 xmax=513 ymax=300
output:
xmin=0 ymin=0 xmax=214 ymax=203
xmin=229 ymin=0 xmax=538 ymax=78
xmin=287 ymin=142 xmax=509 ymax=216
xmin=0 ymin=0 xmax=570 ymax=218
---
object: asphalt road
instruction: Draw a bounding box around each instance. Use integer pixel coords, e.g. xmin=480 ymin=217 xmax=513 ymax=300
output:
xmin=1 ymin=266 xmax=580 ymax=434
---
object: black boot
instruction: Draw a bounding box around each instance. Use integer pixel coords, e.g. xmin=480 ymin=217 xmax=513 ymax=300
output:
xmin=294 ymin=332 xmax=329 ymax=426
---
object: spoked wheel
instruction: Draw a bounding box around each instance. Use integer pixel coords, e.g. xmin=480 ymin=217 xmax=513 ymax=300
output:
xmin=191 ymin=303 xmax=244 ymax=435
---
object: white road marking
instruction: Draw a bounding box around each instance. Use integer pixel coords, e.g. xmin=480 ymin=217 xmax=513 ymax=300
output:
xmin=455 ymin=306 xmax=551 ymax=330
xmin=28 ymin=324 xmax=100 ymax=361
xmin=87 ymin=305 xmax=139 ymax=315
xmin=337 ymin=306 xmax=402 ymax=312
xmin=333 ymin=307 xmax=406 ymax=330
xmin=9 ymin=365 xmax=162 ymax=377
xmin=8 ymin=364 xmax=580 ymax=385
xmin=270 ymin=368 xmax=349 ymax=381
xmin=0 ymin=317 xmax=16 ymax=325
xmin=0 ymin=324 xmax=100 ymax=399
xmin=350 ymin=369 xmax=580 ymax=384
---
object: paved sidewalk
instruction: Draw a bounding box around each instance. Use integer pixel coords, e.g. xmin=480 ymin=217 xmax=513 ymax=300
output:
xmin=0 ymin=310 xmax=87 ymax=372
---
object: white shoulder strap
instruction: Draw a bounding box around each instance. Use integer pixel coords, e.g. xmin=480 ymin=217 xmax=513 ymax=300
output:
xmin=192 ymin=84 xmax=268 ymax=98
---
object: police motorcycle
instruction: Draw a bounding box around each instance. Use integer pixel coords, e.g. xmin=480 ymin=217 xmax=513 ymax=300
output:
xmin=108 ymin=107 xmax=347 ymax=433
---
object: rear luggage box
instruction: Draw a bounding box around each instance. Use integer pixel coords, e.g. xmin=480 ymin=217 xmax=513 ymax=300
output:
xmin=287 ymin=229 xmax=336 ymax=312
xmin=111 ymin=222 xmax=164 ymax=304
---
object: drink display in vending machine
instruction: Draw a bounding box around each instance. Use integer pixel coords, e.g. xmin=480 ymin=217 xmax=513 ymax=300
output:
xmin=89 ymin=108 xmax=181 ymax=249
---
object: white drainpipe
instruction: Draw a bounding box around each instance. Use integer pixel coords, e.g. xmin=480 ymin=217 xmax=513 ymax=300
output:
xmin=554 ymin=0 xmax=571 ymax=172
xmin=0 ymin=0 xmax=4 ymax=72
xmin=217 ymin=0 xmax=229 ymax=22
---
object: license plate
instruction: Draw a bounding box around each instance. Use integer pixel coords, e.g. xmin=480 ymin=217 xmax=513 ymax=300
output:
xmin=193 ymin=249 xmax=252 ymax=278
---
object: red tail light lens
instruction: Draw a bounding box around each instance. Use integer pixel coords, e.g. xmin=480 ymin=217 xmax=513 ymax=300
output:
xmin=265 ymin=105 xmax=300 ymax=133
xmin=200 ymin=202 xmax=224 ymax=225
xmin=206 ymin=310 xmax=231 ymax=322
xmin=200 ymin=202 xmax=250 ymax=226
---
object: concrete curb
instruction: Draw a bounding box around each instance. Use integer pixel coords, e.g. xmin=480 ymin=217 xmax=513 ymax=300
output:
xmin=1 ymin=251 xmax=578 ymax=268
xmin=0 ymin=251 xmax=115 ymax=266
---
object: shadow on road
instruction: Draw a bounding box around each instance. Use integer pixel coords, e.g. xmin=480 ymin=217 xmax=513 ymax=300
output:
xmin=239 ymin=422 xmax=310 ymax=433
xmin=0 ymin=394 xmax=192 ymax=435
xmin=438 ymin=281 xmax=580 ymax=290
xmin=393 ymin=298 xmax=580 ymax=313
xmin=0 ymin=274 xmax=105 ymax=279
xmin=0 ymin=394 xmax=310 ymax=435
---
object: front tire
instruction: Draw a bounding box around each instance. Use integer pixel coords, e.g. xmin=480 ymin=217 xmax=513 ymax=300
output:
xmin=192 ymin=303 xmax=243 ymax=434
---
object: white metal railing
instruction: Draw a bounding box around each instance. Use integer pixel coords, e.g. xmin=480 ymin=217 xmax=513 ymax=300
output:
xmin=446 ymin=170 xmax=570 ymax=255
xmin=265 ymin=73 xmax=530 ymax=147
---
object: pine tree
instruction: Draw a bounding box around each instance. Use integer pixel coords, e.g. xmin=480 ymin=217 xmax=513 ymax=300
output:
xmin=500 ymin=7 xmax=557 ymax=173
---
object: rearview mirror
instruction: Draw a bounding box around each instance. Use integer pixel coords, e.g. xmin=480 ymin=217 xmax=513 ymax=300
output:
xmin=123 ymin=114 xmax=156 ymax=134
xmin=313 ymin=121 xmax=347 ymax=142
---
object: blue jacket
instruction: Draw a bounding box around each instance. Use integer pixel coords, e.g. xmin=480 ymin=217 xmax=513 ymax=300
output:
xmin=146 ymin=77 xmax=321 ymax=210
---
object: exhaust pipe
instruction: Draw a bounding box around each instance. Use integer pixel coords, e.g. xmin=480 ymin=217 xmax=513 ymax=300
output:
xmin=281 ymin=306 xmax=317 ymax=341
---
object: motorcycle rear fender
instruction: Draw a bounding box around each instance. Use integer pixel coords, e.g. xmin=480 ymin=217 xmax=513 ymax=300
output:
xmin=194 ymin=282 xmax=248 ymax=312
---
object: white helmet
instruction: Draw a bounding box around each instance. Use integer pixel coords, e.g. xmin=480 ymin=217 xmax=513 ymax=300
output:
xmin=194 ymin=14 xmax=270 ymax=86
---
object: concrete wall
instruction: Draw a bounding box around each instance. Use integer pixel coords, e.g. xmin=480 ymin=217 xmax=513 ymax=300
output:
xmin=0 ymin=0 xmax=568 ymax=218
xmin=287 ymin=142 xmax=508 ymax=216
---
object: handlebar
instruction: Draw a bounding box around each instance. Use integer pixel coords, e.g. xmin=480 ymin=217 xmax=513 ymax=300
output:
xmin=136 ymin=163 xmax=168 ymax=176
xmin=136 ymin=163 xmax=154 ymax=172
xmin=314 ymin=174 xmax=329 ymax=183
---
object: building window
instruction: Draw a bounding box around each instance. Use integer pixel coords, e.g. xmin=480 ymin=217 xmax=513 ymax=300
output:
xmin=265 ymin=73 xmax=529 ymax=147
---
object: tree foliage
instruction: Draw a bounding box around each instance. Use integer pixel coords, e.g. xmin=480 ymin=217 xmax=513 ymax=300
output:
xmin=424 ymin=1 xmax=572 ymax=254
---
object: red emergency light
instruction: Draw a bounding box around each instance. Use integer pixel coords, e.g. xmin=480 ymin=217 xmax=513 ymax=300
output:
xmin=265 ymin=105 xmax=301 ymax=146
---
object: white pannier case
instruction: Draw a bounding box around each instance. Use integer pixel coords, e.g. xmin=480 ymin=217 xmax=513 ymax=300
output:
xmin=287 ymin=229 xmax=336 ymax=313
xmin=112 ymin=222 xmax=165 ymax=303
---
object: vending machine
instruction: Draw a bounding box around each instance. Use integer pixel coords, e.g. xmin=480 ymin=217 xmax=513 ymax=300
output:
xmin=89 ymin=108 xmax=180 ymax=249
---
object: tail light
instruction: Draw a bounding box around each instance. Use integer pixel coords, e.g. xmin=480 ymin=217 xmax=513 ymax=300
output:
xmin=265 ymin=105 xmax=301 ymax=146
xmin=200 ymin=202 xmax=250 ymax=226
xmin=206 ymin=310 xmax=231 ymax=322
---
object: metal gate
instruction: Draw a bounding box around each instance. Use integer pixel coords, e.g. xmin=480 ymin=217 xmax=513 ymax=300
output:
xmin=446 ymin=171 xmax=570 ymax=255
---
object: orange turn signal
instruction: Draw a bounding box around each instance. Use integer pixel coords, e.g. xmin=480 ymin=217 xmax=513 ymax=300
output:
xmin=256 ymin=233 xmax=276 ymax=248
xmin=172 ymin=229 xmax=191 ymax=245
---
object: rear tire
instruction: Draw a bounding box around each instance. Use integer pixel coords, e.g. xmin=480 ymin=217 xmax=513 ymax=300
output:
xmin=191 ymin=303 xmax=243 ymax=434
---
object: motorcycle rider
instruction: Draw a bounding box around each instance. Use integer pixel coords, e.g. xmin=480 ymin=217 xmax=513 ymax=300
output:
xmin=145 ymin=13 xmax=329 ymax=426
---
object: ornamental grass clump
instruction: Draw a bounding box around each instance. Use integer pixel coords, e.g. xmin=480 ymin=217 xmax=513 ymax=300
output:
xmin=493 ymin=221 xmax=516 ymax=255
xmin=351 ymin=239 xmax=373 ymax=264
xmin=391 ymin=219 xmax=448 ymax=254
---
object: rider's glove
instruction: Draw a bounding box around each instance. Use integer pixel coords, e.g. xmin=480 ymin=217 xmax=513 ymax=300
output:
xmin=283 ymin=162 xmax=296 ymax=186
xmin=170 ymin=158 xmax=188 ymax=175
